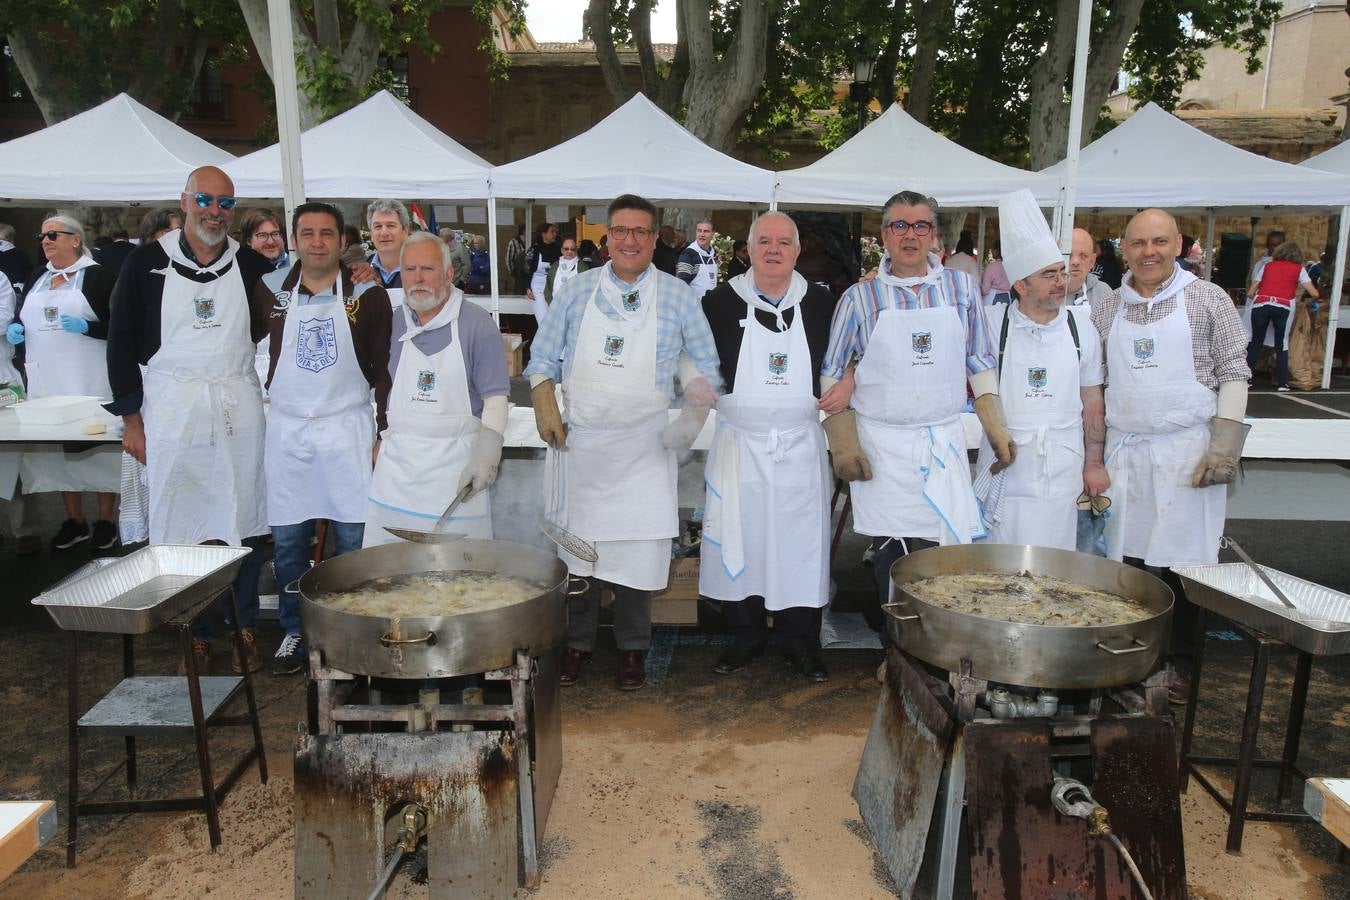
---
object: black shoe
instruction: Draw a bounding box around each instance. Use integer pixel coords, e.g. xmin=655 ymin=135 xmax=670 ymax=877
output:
xmin=52 ymin=519 xmax=90 ymax=550
xmin=713 ymin=640 xmax=766 ymax=675
xmin=785 ymin=650 xmax=830 ymax=682
xmin=14 ymin=535 xmax=41 ymax=556
xmin=91 ymin=520 xmax=118 ymax=550
xmin=271 ymin=633 xmax=306 ymax=675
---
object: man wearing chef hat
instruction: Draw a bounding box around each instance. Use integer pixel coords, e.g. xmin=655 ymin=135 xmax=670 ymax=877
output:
xmin=363 ymin=232 xmax=509 ymax=548
xmin=1091 ymin=207 xmax=1251 ymax=698
xmin=526 ymin=193 xmax=723 ymax=691
xmin=974 ymin=190 xmax=1108 ymax=551
xmin=697 ymin=212 xmax=837 ymax=682
xmin=820 ymin=189 xmax=1015 ymax=632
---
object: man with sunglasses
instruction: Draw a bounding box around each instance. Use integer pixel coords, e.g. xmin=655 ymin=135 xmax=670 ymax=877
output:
xmin=972 ymin=190 xmax=1107 ymax=552
xmin=526 ymin=193 xmax=723 ymax=691
xmin=107 ymin=166 xmax=274 ymax=676
xmin=820 ymin=190 xmax=1013 ymax=632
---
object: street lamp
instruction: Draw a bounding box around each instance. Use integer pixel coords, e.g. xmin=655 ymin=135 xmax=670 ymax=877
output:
xmin=850 ymin=41 xmax=874 ymax=274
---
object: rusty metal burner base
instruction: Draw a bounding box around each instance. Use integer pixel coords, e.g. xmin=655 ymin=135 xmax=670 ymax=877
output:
xmin=853 ymin=645 xmax=1186 ymax=899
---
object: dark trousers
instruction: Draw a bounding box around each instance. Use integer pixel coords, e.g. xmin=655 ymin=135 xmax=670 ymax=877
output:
xmin=191 ymin=535 xmax=267 ymax=639
xmin=566 ymin=580 xmax=653 ymax=652
xmin=1247 ymin=303 xmax=1291 ymax=386
xmin=724 ymin=597 xmax=821 ymax=654
xmin=865 ymin=536 xmax=939 ymax=632
xmin=1124 ymin=556 xmax=1196 ymax=671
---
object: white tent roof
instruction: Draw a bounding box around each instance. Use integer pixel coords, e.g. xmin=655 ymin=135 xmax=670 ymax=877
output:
xmin=1301 ymin=140 xmax=1350 ymax=176
xmin=490 ymin=93 xmax=775 ymax=206
xmin=1042 ymin=103 xmax=1350 ymax=212
xmin=0 ymin=93 xmax=234 ymax=204
xmin=224 ymin=90 xmax=491 ymax=200
xmin=774 ymin=104 xmax=1059 ymax=210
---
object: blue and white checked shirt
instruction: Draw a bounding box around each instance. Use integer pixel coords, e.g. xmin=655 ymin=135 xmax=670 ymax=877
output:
xmin=524 ymin=263 xmax=723 ymax=396
xmin=821 ymin=263 xmax=997 ymax=379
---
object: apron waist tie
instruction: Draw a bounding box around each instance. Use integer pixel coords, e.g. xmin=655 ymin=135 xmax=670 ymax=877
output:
xmin=151 ymin=366 xmax=251 ymax=447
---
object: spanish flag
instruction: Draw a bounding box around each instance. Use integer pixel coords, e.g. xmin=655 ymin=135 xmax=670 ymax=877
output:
xmin=409 ymin=203 xmax=430 ymax=232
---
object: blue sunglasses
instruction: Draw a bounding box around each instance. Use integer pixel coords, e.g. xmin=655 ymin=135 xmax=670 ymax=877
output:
xmin=193 ymin=192 xmax=237 ymax=211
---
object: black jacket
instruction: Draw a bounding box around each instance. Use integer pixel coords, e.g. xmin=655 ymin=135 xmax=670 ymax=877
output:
xmin=700 ymin=280 xmax=837 ymax=398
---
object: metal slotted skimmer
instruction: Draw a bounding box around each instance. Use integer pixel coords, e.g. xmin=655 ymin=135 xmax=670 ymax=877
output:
xmin=539 ymin=447 xmax=597 ymax=563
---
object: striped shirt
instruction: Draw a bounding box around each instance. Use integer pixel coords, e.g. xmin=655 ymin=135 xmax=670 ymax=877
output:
xmin=523 ymin=263 xmax=723 ymax=396
xmin=1091 ymin=268 xmax=1250 ymax=390
xmin=821 ymin=264 xmax=997 ymax=379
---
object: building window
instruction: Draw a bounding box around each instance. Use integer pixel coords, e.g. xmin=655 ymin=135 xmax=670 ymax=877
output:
xmin=185 ymin=50 xmax=227 ymax=120
xmin=383 ymin=53 xmax=411 ymax=104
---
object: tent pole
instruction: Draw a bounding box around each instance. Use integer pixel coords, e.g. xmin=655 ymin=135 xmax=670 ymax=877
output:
xmin=267 ymin=0 xmax=306 ymax=223
xmin=1056 ymin=0 xmax=1093 ymax=253
xmin=977 ymin=210 xmax=987 ymax=263
xmin=1320 ymin=205 xmax=1349 ymax=390
xmin=487 ymin=198 xmax=500 ymax=326
xmin=1204 ymin=208 xmax=1215 ymax=281
xmin=525 ymin=204 xmax=533 ymax=248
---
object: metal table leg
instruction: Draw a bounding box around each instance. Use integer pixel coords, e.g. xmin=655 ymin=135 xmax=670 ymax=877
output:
xmin=65 ymin=631 xmax=79 ymax=869
xmin=123 ymin=635 xmax=137 ymax=793
xmin=1178 ymin=609 xmax=1208 ymax=793
xmin=180 ymin=623 xmax=222 ymax=848
xmin=1277 ymin=651 xmax=1313 ymax=802
xmin=227 ymin=587 xmax=269 ymax=784
xmin=1227 ymin=638 xmax=1272 ymax=853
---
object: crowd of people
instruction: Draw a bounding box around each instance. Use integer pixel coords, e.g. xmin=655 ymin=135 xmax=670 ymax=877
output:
xmin=0 ymin=170 xmax=1336 ymax=697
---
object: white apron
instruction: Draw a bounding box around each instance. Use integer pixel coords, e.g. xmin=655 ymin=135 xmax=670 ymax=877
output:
xmin=530 ymin=254 xmax=551 ymax=323
xmin=265 ymin=275 xmax=374 ymax=526
xmin=700 ymin=275 xmax=829 ymax=610
xmin=142 ymin=234 xmax=267 ymax=545
xmin=364 ymin=293 xmax=489 ymax=547
xmin=1103 ymin=282 xmax=1223 ymax=567
xmin=554 ymin=258 xmax=580 ymax=296
xmin=976 ymin=304 xmax=1084 ymax=551
xmin=18 ymin=261 xmax=121 ymax=493
xmin=545 ymin=264 xmax=675 ymax=589
xmin=850 ymin=273 xmax=984 ymax=544
xmin=689 ymin=244 xmax=718 ymax=295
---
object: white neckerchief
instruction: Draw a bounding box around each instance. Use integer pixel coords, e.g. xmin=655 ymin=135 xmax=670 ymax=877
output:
xmin=160 ymin=229 xmax=238 ymax=278
xmin=401 ymin=287 xmax=463 ymax=341
xmin=0 ymin=240 xmax=14 ymax=253
xmin=45 ymin=255 xmax=96 ymax=279
xmin=729 ymin=271 xmax=808 ymax=333
xmin=876 ymin=252 xmax=946 ymax=290
xmin=691 ymin=242 xmax=716 ymax=264
xmin=598 ymin=262 xmax=653 ymax=323
xmin=1119 ymin=263 xmax=1196 ymax=311
xmin=557 ymin=257 xmax=579 ymax=275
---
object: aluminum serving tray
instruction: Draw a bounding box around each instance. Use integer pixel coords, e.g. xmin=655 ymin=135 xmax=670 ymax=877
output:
xmin=32 ymin=544 xmax=252 ymax=635
xmin=1173 ymin=563 xmax=1350 ymax=656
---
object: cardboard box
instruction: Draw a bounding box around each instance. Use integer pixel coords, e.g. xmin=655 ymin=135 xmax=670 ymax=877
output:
xmin=652 ymin=557 xmax=700 ymax=624
xmin=502 ymin=333 xmax=524 ymax=377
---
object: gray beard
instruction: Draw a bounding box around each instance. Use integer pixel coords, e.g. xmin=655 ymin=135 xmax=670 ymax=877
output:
xmin=405 ymin=288 xmax=444 ymax=312
xmin=192 ymin=220 xmax=227 ymax=247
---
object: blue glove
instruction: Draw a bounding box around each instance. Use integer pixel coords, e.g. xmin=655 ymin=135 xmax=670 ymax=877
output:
xmin=59 ymin=315 xmax=89 ymax=335
xmin=5 ymin=323 xmax=22 ymax=345
xmin=1311 ymin=302 xmax=1321 ymax=313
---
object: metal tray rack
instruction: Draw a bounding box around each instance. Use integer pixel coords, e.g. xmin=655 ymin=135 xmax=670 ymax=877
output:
xmin=1173 ymin=563 xmax=1350 ymax=657
xmin=33 ymin=545 xmax=251 ymax=635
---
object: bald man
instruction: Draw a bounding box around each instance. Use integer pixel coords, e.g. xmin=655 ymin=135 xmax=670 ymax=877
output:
xmin=1067 ymin=228 xmax=1111 ymax=310
xmin=1091 ymin=208 xmax=1250 ymax=697
xmin=108 ymin=165 xmax=274 ymax=675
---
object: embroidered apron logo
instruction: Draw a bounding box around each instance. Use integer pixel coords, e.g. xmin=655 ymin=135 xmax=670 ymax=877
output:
xmin=604 ymin=335 xmax=625 ymax=356
xmin=416 ymin=370 xmax=436 ymax=392
xmin=296 ymin=318 xmax=338 ymax=373
xmin=768 ymin=352 xmax=788 ymax=375
xmin=1027 ymin=367 xmax=1048 ymax=389
xmin=912 ymin=332 xmax=932 ymax=354
xmin=621 ymin=291 xmax=640 ymax=312
xmin=194 ymin=298 xmax=216 ymax=320
xmin=42 ymin=306 xmax=58 ymax=325
xmin=1134 ymin=337 xmax=1154 ymax=360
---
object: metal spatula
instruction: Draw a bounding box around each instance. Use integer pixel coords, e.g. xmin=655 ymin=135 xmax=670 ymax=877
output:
xmin=384 ymin=484 xmax=473 ymax=544
xmin=539 ymin=448 xmax=598 ymax=562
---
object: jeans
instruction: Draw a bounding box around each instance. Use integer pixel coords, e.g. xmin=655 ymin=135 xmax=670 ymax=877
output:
xmin=866 ymin=536 xmax=938 ymax=632
xmin=273 ymin=519 xmax=365 ymax=636
xmin=190 ymin=535 xmax=267 ymax=639
xmin=1247 ymin=303 xmax=1290 ymax=386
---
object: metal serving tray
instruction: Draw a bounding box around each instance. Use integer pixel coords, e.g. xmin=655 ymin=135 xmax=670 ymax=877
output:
xmin=1173 ymin=563 xmax=1350 ymax=657
xmin=32 ymin=545 xmax=251 ymax=635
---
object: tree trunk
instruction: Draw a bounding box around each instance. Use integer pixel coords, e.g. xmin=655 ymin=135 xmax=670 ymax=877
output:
xmin=5 ymin=30 xmax=82 ymax=124
xmin=905 ymin=0 xmax=954 ymax=124
xmin=873 ymin=0 xmax=908 ymax=111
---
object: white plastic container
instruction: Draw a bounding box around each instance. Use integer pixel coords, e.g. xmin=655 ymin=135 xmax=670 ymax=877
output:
xmin=12 ymin=396 xmax=101 ymax=426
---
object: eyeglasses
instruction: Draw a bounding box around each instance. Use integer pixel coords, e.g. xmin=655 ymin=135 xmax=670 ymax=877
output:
xmin=192 ymin=192 xmax=237 ymax=211
xmin=252 ymin=230 xmax=282 ymax=242
xmin=562 ymin=245 xmax=577 ymax=253
xmin=1032 ymin=269 xmax=1068 ymax=283
xmin=884 ymin=219 xmax=934 ymax=236
xmin=607 ymin=226 xmax=655 ymax=241
xmin=37 ymin=230 xmax=75 ymax=241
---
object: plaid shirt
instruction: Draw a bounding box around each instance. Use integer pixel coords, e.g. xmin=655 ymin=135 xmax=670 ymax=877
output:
xmin=1091 ymin=268 xmax=1251 ymax=390
xmin=821 ymin=263 xmax=997 ymax=379
xmin=523 ymin=263 xmax=723 ymax=396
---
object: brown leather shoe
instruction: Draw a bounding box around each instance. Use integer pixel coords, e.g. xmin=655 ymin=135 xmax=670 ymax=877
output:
xmin=231 ymin=628 xmax=263 ymax=674
xmin=178 ymin=638 xmax=212 ymax=676
xmin=617 ymin=650 xmax=646 ymax=691
xmin=558 ymin=647 xmax=592 ymax=686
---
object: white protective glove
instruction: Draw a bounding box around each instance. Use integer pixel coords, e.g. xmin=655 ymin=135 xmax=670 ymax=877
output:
xmin=663 ymin=355 xmax=718 ymax=451
xmin=458 ymin=424 xmax=505 ymax=495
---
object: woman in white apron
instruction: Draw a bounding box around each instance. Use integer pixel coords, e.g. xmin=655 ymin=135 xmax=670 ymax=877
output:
xmin=364 ymin=290 xmax=491 ymax=546
xmin=701 ymin=271 xmax=830 ymax=679
xmin=527 ymin=223 xmax=560 ymax=324
xmin=544 ymin=238 xmax=587 ymax=303
xmin=16 ymin=216 xmax=121 ymax=549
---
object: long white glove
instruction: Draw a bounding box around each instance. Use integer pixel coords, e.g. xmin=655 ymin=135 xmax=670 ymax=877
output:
xmin=458 ymin=424 xmax=504 ymax=495
xmin=662 ymin=405 xmax=711 ymax=452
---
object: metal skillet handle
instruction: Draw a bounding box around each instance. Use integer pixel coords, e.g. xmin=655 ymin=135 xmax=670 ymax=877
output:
xmin=380 ymin=631 xmax=438 ymax=647
xmin=1095 ymin=637 xmax=1148 ymax=655
xmin=564 ymin=576 xmax=590 ymax=597
xmin=881 ymin=601 xmax=920 ymax=622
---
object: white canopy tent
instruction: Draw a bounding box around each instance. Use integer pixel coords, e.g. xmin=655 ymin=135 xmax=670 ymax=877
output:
xmin=1298 ymin=141 xmax=1350 ymax=386
xmin=223 ymin=90 xmax=491 ymax=200
xmin=773 ymin=103 xmax=1059 ymax=211
xmin=489 ymin=93 xmax=776 ymax=207
xmin=0 ymin=93 xmax=234 ymax=204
